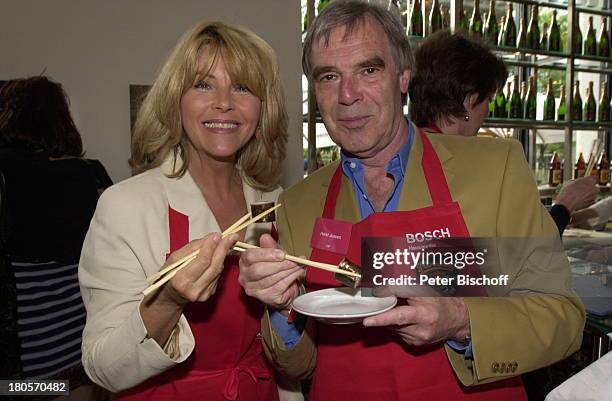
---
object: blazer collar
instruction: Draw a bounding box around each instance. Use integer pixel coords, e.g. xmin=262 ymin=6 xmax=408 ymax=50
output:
xmin=160 ymin=154 xmax=273 ymax=240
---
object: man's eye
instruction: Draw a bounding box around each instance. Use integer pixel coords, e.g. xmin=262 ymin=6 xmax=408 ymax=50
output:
xmin=364 ymin=67 xmax=379 ymax=75
xmin=320 ymin=74 xmax=336 ymax=82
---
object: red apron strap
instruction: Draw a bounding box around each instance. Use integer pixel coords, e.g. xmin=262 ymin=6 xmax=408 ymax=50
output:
xmin=168 ymin=206 xmax=189 ymax=255
xmin=322 ymin=166 xmax=344 ymax=219
xmin=418 ymin=128 xmax=454 ymax=205
xmin=270 ymin=223 xmax=279 ymax=242
xmin=322 ymin=129 xmax=453 ymax=217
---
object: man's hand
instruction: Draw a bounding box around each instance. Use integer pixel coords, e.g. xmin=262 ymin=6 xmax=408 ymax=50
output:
xmin=362 ymin=297 xmax=470 ymax=346
xmin=238 ymin=234 xmax=304 ymax=310
xmin=555 ymin=176 xmax=598 ymax=213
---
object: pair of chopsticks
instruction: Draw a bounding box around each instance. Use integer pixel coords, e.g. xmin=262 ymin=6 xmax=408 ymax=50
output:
xmin=585 ymin=139 xmax=603 ymax=177
xmin=143 ymin=204 xmax=359 ymax=296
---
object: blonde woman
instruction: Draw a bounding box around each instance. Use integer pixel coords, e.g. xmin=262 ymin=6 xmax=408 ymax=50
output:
xmin=79 ymin=22 xmax=288 ymax=401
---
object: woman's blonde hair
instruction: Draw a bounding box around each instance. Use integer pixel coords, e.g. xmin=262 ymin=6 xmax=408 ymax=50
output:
xmin=130 ymin=22 xmax=288 ymax=190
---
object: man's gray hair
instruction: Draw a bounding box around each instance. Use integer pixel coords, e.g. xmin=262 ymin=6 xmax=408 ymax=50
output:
xmin=302 ymin=0 xmax=414 ymax=80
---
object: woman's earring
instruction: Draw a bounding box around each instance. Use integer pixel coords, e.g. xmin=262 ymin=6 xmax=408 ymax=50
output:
xmin=464 ymin=114 xmax=470 ymax=121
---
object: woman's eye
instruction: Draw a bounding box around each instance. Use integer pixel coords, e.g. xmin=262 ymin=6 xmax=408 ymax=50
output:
xmin=194 ymin=80 xmax=211 ymax=90
xmin=234 ymin=84 xmax=251 ymax=93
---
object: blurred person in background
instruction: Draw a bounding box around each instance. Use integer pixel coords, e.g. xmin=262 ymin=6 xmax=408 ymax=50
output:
xmin=0 ymin=75 xmax=112 ymax=400
xmin=409 ymin=31 xmax=599 ymax=235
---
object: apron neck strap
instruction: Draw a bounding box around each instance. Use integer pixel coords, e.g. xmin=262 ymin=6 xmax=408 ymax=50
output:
xmin=321 ymin=127 xmax=453 ymax=219
xmin=322 ymin=166 xmax=344 ymax=219
xmin=418 ymin=128 xmax=453 ymax=205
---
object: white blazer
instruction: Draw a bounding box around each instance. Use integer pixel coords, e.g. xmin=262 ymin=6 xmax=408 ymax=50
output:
xmin=78 ymin=156 xmax=281 ymax=392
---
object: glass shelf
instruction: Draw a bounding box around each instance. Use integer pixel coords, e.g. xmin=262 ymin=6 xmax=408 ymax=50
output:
xmin=463 ymin=0 xmax=569 ymax=11
xmin=575 ymin=6 xmax=612 ymax=18
xmin=503 ymin=58 xmax=569 ymax=71
xmin=483 ymin=118 xmax=567 ymax=129
xmin=572 ymin=121 xmax=612 ymax=129
xmin=574 ymin=54 xmax=612 ymax=63
xmin=496 ymin=45 xmax=571 ymax=59
xmin=573 ymin=64 xmax=612 ymax=74
xmin=484 ymin=118 xmax=612 ymax=130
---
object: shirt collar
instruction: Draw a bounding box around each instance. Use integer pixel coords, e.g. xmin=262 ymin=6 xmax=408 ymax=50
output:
xmin=340 ymin=119 xmax=413 ymax=177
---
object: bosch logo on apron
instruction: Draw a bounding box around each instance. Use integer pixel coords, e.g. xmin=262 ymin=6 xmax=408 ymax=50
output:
xmin=405 ymin=227 xmax=451 ymax=243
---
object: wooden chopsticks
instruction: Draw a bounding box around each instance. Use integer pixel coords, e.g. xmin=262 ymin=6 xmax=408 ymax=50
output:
xmin=585 ymin=139 xmax=603 ymax=177
xmin=142 ymin=203 xmax=360 ymax=296
xmin=231 ymin=241 xmax=361 ymax=278
xmin=143 ymin=205 xmax=280 ymax=296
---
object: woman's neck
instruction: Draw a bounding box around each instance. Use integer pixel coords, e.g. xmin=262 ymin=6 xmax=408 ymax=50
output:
xmin=434 ymin=118 xmax=462 ymax=136
xmin=187 ymin=148 xmax=241 ymax=197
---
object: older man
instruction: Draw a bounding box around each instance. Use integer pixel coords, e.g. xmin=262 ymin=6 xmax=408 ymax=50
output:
xmin=239 ymin=2 xmax=584 ymax=400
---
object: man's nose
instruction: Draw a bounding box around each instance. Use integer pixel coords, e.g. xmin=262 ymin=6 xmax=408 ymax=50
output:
xmin=338 ymin=76 xmax=361 ymax=105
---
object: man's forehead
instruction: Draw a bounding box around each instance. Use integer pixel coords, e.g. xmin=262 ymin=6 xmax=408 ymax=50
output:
xmin=314 ymin=17 xmax=389 ymax=51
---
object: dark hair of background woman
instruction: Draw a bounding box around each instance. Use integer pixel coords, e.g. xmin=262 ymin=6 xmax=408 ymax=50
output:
xmin=409 ymin=30 xmax=508 ymax=127
xmin=0 ymin=76 xmax=83 ymax=158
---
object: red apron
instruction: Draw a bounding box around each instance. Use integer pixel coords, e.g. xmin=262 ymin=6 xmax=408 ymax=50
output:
xmin=306 ymin=129 xmax=527 ymax=401
xmin=115 ymin=208 xmax=278 ymax=401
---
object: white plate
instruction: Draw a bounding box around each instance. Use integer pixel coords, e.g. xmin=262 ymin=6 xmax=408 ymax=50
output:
xmin=292 ymin=288 xmax=397 ymax=324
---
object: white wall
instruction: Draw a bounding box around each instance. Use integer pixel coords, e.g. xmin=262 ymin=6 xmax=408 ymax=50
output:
xmin=0 ymin=0 xmax=303 ymax=187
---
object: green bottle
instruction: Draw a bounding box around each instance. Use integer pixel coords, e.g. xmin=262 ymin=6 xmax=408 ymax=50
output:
xmin=318 ymin=0 xmax=330 ymax=12
xmin=502 ymin=3 xmax=517 ymax=47
xmin=409 ymin=0 xmax=423 ymax=36
xmin=584 ymin=16 xmax=597 ymax=56
xmin=442 ymin=6 xmax=450 ymax=30
xmin=460 ymin=8 xmax=470 ymax=32
xmin=520 ymin=81 xmax=528 ymax=119
xmin=517 ymin=14 xmax=527 ymax=49
xmin=548 ymin=10 xmax=561 ymax=52
xmin=585 ymin=81 xmax=597 ymax=122
xmin=505 ymin=82 xmax=512 ymax=117
xmin=497 ymin=15 xmax=506 ymax=45
xmin=484 ymin=0 xmax=498 ymax=44
xmin=543 ymin=79 xmax=556 ymax=120
xmin=429 ymin=0 xmax=443 ymax=35
xmin=573 ymin=80 xmax=583 ymax=121
xmin=557 ymin=84 xmax=566 ymax=121
xmin=509 ymin=76 xmax=522 ymax=119
xmin=488 ymin=96 xmax=495 ymax=118
xmin=598 ymin=82 xmax=610 ymax=122
xmin=526 ymin=5 xmax=540 ymax=50
xmin=599 ymin=17 xmax=610 ymax=57
xmin=470 ymin=0 xmax=483 ymax=38
xmin=493 ymin=85 xmax=507 ymax=118
xmin=540 ymin=24 xmax=549 ymax=51
xmin=573 ymin=21 xmax=583 ymax=55
xmin=525 ymin=76 xmax=537 ymax=120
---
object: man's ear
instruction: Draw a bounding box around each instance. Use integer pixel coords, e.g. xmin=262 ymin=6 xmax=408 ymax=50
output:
xmin=399 ymin=69 xmax=411 ymax=94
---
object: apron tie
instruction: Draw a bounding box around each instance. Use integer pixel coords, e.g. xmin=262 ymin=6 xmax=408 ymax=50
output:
xmin=223 ymin=365 xmax=271 ymax=401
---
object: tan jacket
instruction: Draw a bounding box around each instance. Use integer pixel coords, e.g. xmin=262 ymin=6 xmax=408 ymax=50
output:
xmin=262 ymin=130 xmax=585 ymax=386
xmin=79 ymin=157 xmax=280 ymax=392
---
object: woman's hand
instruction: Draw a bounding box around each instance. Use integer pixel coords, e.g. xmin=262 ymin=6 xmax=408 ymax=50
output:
xmin=140 ymin=232 xmax=238 ymax=347
xmin=157 ymin=232 xmax=239 ymax=305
